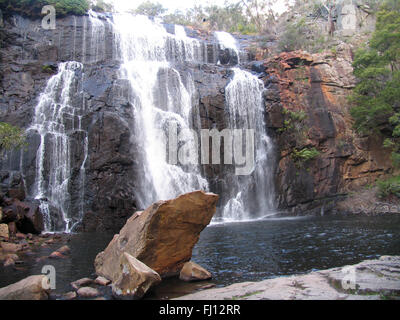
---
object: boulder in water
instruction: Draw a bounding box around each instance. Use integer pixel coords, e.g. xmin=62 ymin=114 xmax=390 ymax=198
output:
xmin=112 ymin=252 xmax=161 ymax=300
xmin=179 ymin=261 xmax=212 ymax=282
xmin=95 ymin=191 xmax=218 ymax=279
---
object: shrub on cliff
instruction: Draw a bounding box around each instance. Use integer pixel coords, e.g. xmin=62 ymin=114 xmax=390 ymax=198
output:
xmin=0 ymin=0 xmax=89 ymax=18
xmin=350 ymin=0 xmax=400 ymax=166
xmin=377 ymin=175 xmax=400 ymax=199
xmin=0 ymin=122 xmax=26 ymax=158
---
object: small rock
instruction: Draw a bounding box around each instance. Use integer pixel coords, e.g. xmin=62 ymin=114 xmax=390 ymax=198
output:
xmin=56 ymin=245 xmax=70 ymax=255
xmin=16 ymin=233 xmax=26 ymax=239
xmin=4 ymin=257 xmax=15 ymax=267
xmin=0 ymin=224 xmax=9 ymax=239
xmin=49 ymin=251 xmax=66 ymax=259
xmin=71 ymin=277 xmax=93 ymax=290
xmin=95 ymin=276 xmax=111 ymax=286
xmin=77 ymin=287 xmax=100 ymax=298
xmin=63 ymin=291 xmax=77 ymax=300
xmin=1 ymin=242 xmax=22 ymax=253
xmin=179 ymin=261 xmax=212 ymax=282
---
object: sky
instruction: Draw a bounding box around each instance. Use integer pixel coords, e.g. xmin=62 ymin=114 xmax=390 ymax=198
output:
xmin=110 ymin=0 xmax=290 ymax=15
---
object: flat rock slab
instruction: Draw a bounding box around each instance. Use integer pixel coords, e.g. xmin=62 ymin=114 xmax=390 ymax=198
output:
xmin=175 ymin=256 xmax=400 ymax=300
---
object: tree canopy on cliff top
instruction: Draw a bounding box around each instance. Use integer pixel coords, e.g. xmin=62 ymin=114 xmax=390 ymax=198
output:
xmin=0 ymin=0 xmax=89 ymax=17
xmin=350 ymin=0 xmax=400 ymax=165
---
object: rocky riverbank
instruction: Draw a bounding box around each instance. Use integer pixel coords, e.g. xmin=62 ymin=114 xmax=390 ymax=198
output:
xmin=176 ymin=256 xmax=400 ymax=300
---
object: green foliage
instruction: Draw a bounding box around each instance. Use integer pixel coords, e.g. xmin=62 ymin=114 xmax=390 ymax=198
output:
xmin=163 ymin=3 xmax=257 ymax=34
xmin=134 ymin=1 xmax=166 ymax=17
xmin=377 ymin=175 xmax=400 ymax=199
xmin=91 ymin=0 xmax=113 ymax=13
xmin=278 ymin=108 xmax=307 ymax=133
xmin=291 ymin=147 xmax=320 ymax=164
xmin=0 ymin=122 xmax=27 ymax=158
xmin=349 ymin=0 xmax=400 ymax=166
xmin=0 ymin=0 xmax=89 ymax=17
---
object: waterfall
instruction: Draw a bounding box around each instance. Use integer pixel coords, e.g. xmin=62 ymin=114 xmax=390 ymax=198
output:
xmin=214 ymin=31 xmax=240 ymax=64
xmin=112 ymin=14 xmax=208 ymax=208
xmin=26 ymin=12 xmax=276 ymax=231
xmin=219 ymin=68 xmax=276 ymax=222
xmin=29 ymin=61 xmax=87 ymax=232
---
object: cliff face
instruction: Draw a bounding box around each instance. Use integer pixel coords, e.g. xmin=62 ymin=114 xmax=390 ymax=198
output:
xmin=0 ymin=14 xmax=237 ymax=232
xmin=263 ymin=44 xmax=393 ymax=215
xmin=0 ymin=12 xmax=392 ymax=231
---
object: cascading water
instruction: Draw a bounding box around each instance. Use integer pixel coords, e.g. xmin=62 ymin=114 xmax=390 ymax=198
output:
xmin=26 ymin=11 xmax=276 ymax=231
xmin=214 ymin=31 xmax=240 ymax=64
xmin=29 ymin=61 xmax=87 ymax=232
xmin=112 ymin=14 xmax=208 ymax=208
xmin=219 ymin=68 xmax=276 ymax=222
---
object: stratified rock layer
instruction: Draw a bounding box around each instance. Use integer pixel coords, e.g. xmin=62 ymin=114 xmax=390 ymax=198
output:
xmin=95 ymin=191 xmax=219 ymax=280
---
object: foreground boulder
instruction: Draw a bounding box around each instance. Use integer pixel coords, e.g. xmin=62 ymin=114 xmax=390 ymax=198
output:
xmin=112 ymin=252 xmax=161 ymax=299
xmin=95 ymin=191 xmax=219 ymax=280
xmin=179 ymin=261 xmax=212 ymax=282
xmin=0 ymin=275 xmax=50 ymax=300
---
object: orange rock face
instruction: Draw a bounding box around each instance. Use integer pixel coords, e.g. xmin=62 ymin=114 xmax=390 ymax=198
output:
xmin=262 ymin=45 xmax=393 ymax=213
xmin=95 ymin=191 xmax=219 ymax=280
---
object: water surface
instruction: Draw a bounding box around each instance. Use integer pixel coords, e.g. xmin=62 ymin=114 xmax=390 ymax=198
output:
xmin=1 ymin=214 xmax=399 ymax=299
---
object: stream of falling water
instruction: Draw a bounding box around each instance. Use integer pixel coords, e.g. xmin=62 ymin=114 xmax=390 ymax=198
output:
xmin=112 ymin=14 xmax=208 ymax=209
xmin=219 ymin=68 xmax=276 ymax=222
xmin=29 ymin=61 xmax=87 ymax=232
xmin=28 ymin=13 xmax=276 ymax=232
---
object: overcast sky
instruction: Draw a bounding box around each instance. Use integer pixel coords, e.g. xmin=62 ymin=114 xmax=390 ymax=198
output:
xmin=111 ymin=0 xmax=290 ymax=15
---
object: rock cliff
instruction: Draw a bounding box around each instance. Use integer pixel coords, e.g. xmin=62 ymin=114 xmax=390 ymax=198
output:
xmin=262 ymin=45 xmax=393 ymax=215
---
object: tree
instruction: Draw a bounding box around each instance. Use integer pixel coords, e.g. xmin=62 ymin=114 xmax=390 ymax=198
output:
xmin=134 ymin=1 xmax=166 ymax=17
xmin=350 ymin=0 xmax=400 ymax=165
xmin=0 ymin=122 xmax=26 ymax=159
xmin=239 ymin=0 xmax=278 ymax=32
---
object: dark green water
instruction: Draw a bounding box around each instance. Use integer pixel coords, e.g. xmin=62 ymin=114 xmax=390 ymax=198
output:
xmin=1 ymin=214 xmax=400 ymax=299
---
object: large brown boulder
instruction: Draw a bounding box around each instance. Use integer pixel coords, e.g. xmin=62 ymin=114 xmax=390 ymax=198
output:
xmin=95 ymin=191 xmax=219 ymax=280
xmin=0 ymin=275 xmax=50 ymax=300
xmin=112 ymin=252 xmax=161 ymax=299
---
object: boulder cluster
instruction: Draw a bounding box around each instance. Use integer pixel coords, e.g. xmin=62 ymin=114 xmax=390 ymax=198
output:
xmin=94 ymin=190 xmax=219 ymax=299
